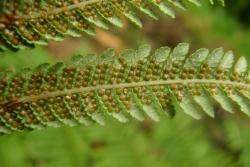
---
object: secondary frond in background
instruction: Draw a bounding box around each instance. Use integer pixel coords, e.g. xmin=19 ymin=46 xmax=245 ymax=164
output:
xmin=0 ymin=43 xmax=249 ymax=135
xmin=0 ymin=0 xmax=224 ymax=53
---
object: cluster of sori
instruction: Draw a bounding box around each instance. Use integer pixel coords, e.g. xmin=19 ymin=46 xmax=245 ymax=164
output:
xmin=0 ymin=0 xmax=221 ymax=53
xmin=0 ymin=43 xmax=249 ymax=134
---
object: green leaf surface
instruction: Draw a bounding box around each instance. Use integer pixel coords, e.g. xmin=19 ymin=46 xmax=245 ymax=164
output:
xmin=0 ymin=0 xmax=224 ymax=52
xmin=0 ymin=43 xmax=248 ymax=135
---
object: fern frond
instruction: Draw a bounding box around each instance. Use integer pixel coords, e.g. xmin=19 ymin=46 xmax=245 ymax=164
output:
xmin=1 ymin=43 xmax=248 ymax=135
xmin=0 ymin=0 xmax=224 ymax=53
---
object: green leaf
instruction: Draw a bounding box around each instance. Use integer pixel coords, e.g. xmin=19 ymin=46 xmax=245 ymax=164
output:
xmin=0 ymin=0 xmax=223 ymax=53
xmin=234 ymin=57 xmax=248 ymax=74
xmin=0 ymin=43 xmax=248 ymax=135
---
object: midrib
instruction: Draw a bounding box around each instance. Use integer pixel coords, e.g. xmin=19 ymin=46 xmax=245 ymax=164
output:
xmin=13 ymin=79 xmax=249 ymax=103
xmin=1 ymin=0 xmax=102 ymax=21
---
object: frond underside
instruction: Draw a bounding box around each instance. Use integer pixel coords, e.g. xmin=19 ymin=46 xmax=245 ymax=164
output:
xmin=0 ymin=42 xmax=249 ymax=135
xmin=0 ymin=0 xmax=224 ymax=53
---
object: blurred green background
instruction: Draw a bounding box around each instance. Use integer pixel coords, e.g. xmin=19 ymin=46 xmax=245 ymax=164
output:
xmin=1 ymin=0 xmax=250 ymax=167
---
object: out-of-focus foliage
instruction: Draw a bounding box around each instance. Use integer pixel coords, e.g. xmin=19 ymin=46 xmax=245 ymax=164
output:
xmin=225 ymin=0 xmax=250 ymax=27
xmin=0 ymin=0 xmax=250 ymax=167
xmin=0 ymin=47 xmax=54 ymax=70
xmin=0 ymin=113 xmax=244 ymax=167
